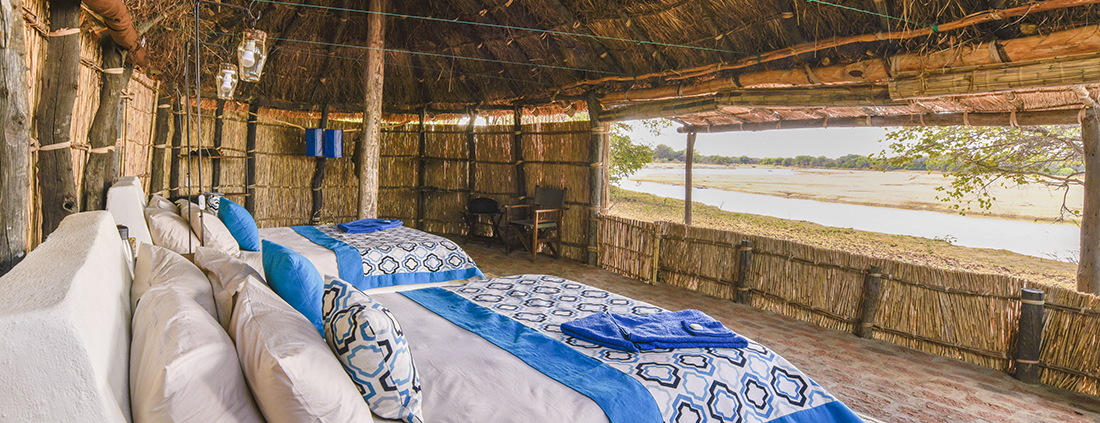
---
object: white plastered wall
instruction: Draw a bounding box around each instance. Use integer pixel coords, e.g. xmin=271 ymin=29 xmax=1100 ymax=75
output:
xmin=0 ymin=211 xmax=133 ymax=422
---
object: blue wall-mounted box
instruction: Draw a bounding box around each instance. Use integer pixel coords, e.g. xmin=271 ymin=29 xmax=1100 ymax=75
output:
xmin=324 ymin=129 xmax=343 ymax=158
xmin=305 ymin=128 xmax=324 ymax=157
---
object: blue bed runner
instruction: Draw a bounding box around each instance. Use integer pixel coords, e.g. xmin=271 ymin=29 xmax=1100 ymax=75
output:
xmin=291 ymin=225 xmax=364 ymax=287
xmin=401 ymin=287 xmax=663 ymax=423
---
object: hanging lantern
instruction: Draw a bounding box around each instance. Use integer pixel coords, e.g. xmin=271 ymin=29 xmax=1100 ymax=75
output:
xmin=215 ymin=63 xmax=239 ymax=100
xmin=236 ymin=29 xmax=268 ymax=82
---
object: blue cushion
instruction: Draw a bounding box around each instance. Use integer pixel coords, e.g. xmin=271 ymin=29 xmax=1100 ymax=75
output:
xmin=262 ymin=240 xmax=324 ymax=335
xmin=217 ymin=198 xmax=261 ymax=251
xmin=323 ymin=276 xmax=424 ymax=423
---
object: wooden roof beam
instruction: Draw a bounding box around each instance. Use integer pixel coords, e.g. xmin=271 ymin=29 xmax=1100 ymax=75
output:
xmin=601 ymin=84 xmax=901 ymax=121
xmin=866 ymin=0 xmax=891 ymax=33
xmin=678 ymin=109 xmax=1084 ymax=133
xmin=778 ymin=0 xmax=808 ymax=45
xmin=889 ymin=54 xmax=1100 ymax=100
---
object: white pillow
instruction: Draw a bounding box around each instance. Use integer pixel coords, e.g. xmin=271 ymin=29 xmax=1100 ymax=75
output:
xmin=180 ymin=205 xmax=241 ymax=257
xmin=106 ymin=177 xmax=153 ymax=246
xmin=148 ymin=194 xmax=177 ymax=214
xmin=194 ymin=247 xmax=265 ymax=333
xmin=231 ymin=276 xmax=373 ymax=423
xmin=131 ymin=286 xmax=265 ymax=423
xmin=133 ymin=242 xmax=217 ymax=319
xmin=145 ymin=206 xmax=200 ymax=255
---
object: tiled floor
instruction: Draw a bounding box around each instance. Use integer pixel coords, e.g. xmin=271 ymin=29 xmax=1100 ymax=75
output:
xmin=461 ymin=240 xmax=1100 ymax=423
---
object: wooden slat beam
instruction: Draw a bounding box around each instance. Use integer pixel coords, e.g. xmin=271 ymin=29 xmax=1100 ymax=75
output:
xmin=890 ymin=54 xmax=1100 ymax=100
xmin=678 ymin=109 xmax=1084 ymax=132
xmin=602 ymin=84 xmax=900 ymax=121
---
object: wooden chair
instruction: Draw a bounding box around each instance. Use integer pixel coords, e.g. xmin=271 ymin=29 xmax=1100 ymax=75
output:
xmin=505 ymin=187 xmax=566 ymax=261
xmin=462 ymin=197 xmax=503 ymax=247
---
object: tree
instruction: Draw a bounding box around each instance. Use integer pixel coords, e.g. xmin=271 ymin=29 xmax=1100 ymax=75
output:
xmin=609 ymin=123 xmax=655 ymax=185
xmin=876 ymin=124 xmax=1100 ymax=293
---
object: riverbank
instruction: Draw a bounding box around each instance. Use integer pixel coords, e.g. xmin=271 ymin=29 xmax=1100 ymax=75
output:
xmin=632 ymin=164 xmax=1082 ymax=224
xmin=607 ymin=186 xmax=1078 ymax=289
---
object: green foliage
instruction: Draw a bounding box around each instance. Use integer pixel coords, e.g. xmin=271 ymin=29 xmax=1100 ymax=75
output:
xmin=608 ymin=123 xmax=655 ymax=185
xmin=875 ymin=125 xmax=1083 ymax=215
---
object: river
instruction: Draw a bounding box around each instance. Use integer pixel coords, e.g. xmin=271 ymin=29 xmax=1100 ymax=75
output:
xmin=623 ymin=168 xmax=1079 ymax=261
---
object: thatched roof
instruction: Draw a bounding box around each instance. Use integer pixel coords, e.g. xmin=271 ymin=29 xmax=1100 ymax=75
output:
xmin=134 ymin=0 xmax=1100 ymax=125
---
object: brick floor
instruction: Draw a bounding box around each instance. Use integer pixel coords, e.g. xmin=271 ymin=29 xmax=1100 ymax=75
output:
xmin=461 ymin=240 xmax=1100 ymax=423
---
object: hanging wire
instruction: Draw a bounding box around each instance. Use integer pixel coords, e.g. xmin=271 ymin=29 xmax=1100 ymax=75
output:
xmin=158 ymin=26 xmax=625 ymax=75
xmin=246 ymin=0 xmax=750 ymax=56
xmin=806 ymin=0 xmax=924 ymax=28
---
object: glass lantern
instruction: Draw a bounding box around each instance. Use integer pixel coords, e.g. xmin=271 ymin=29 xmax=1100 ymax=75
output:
xmin=215 ymin=63 xmax=238 ymax=100
xmin=236 ymin=29 xmax=268 ymax=82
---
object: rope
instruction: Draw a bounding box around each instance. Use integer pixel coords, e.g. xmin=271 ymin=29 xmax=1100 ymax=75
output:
xmin=47 ymin=27 xmax=79 ymax=37
xmin=247 ymin=0 xmax=748 ymax=56
xmin=102 ymin=67 xmax=125 ymax=75
xmin=89 ymin=146 xmax=116 ymax=154
xmin=806 ymin=0 xmax=922 ymax=26
xmin=36 ymin=141 xmax=71 ymax=152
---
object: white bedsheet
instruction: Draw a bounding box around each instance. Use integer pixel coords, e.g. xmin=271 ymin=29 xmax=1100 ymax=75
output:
xmin=371 ymin=292 xmax=610 ymax=423
xmin=257 ymin=227 xmax=341 ymax=278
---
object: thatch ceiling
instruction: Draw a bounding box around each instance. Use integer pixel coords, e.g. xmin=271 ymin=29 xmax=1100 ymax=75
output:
xmin=133 ymin=0 xmax=1100 ymax=124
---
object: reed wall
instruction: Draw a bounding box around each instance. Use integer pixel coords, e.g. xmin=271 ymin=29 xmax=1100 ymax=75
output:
xmin=599 ymin=214 xmax=1100 ymax=397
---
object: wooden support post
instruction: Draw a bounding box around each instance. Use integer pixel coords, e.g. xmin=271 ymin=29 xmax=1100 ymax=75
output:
xmin=1015 ymin=288 xmax=1045 ymax=384
xmin=512 ymin=104 xmax=525 ymax=200
xmin=416 ymin=107 xmax=427 ymax=230
xmin=36 ymin=0 xmax=82 ymax=235
xmin=309 ymin=105 xmax=330 ymax=225
xmin=357 ymin=0 xmax=386 ymax=219
xmin=466 ymin=109 xmax=478 ymax=200
xmin=149 ymin=98 xmax=171 ymax=196
xmin=1079 ymin=108 xmax=1100 ymax=294
xmin=650 ymin=227 xmax=661 ymax=284
xmin=211 ymin=99 xmax=226 ymax=192
xmin=735 ymin=240 xmax=753 ymax=304
xmin=858 ymin=266 xmax=884 ymax=338
xmin=244 ymin=102 xmax=259 ymax=214
xmin=586 ymin=94 xmax=606 ymax=266
xmin=0 ymin=0 xmax=31 ymax=275
xmin=684 ymin=131 xmax=696 ymax=226
xmin=82 ymin=40 xmax=134 ymax=211
xmin=170 ymin=100 xmax=183 ymax=198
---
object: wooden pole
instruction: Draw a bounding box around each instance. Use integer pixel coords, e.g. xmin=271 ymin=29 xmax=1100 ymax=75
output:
xmin=466 ymin=108 xmax=478 ymax=200
xmin=309 ymin=105 xmax=330 ymax=225
xmin=244 ymin=102 xmax=259 ymax=214
xmin=0 ymin=0 xmax=31 ymax=275
xmin=679 ymin=110 xmax=1085 ymax=133
xmin=149 ymin=98 xmax=171 ymax=196
xmin=858 ymin=266 xmax=884 ymax=338
xmin=512 ymin=103 xmax=525 ymax=200
xmin=35 ymin=0 xmax=82 ymax=236
xmin=357 ymin=0 xmax=386 ymax=219
xmin=416 ymin=107 xmax=426 ymax=230
xmin=1079 ymin=108 xmax=1100 ymax=294
xmin=735 ymin=239 xmax=753 ymax=304
xmin=586 ymin=94 xmax=606 ymax=265
xmin=169 ymin=100 xmax=183 ymax=198
xmin=211 ymin=99 xmax=225 ymax=192
xmin=650 ymin=226 xmax=660 ymax=284
xmin=684 ymin=131 xmax=696 ymax=226
xmin=1014 ymin=288 xmax=1045 ymax=384
xmin=82 ymin=40 xmax=134 ymax=211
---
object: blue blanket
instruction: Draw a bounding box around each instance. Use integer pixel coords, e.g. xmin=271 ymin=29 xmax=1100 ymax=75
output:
xmin=561 ymin=310 xmax=748 ymax=352
xmin=337 ymin=218 xmax=403 ymax=234
xmin=290 ymin=226 xmax=364 ymax=287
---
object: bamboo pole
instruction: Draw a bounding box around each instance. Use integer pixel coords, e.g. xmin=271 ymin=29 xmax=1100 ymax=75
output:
xmin=357 ymin=0 xmax=385 ymax=219
xmin=684 ymin=131 xmax=696 ymax=226
xmin=36 ymin=0 xmax=82 ymax=236
xmin=0 ymin=0 xmax=30 ymax=275
xmin=245 ymin=102 xmax=259 ymax=213
xmin=211 ymin=99 xmax=225 ymax=192
xmin=149 ymin=98 xmax=171 ymax=196
xmin=309 ymin=104 xmax=330 ymax=225
xmin=1079 ymin=108 xmax=1100 ymax=294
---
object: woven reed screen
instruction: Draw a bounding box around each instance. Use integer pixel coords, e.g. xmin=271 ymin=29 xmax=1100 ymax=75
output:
xmin=599 ymin=214 xmax=1100 ymax=397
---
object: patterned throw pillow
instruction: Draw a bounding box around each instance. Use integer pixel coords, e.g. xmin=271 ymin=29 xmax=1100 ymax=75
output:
xmin=322 ymin=276 xmax=424 ymax=423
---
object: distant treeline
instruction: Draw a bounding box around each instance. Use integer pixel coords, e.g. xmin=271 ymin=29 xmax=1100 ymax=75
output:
xmin=652 ymin=144 xmax=975 ymax=171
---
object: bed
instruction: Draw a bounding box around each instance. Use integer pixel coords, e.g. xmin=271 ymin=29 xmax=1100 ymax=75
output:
xmin=367 ymin=274 xmax=861 ymax=423
xmin=258 ymin=224 xmax=484 ymax=290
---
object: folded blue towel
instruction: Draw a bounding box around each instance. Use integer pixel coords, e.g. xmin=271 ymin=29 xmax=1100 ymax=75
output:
xmin=337 ymin=218 xmax=403 ymax=234
xmin=561 ymin=310 xmax=748 ymax=352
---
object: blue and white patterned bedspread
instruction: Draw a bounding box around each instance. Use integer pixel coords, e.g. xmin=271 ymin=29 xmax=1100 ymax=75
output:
xmin=444 ymin=275 xmax=859 ymax=423
xmin=315 ymin=225 xmax=483 ymax=287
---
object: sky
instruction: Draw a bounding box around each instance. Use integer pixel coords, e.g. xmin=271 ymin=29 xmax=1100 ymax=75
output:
xmin=622 ymin=120 xmax=891 ymax=159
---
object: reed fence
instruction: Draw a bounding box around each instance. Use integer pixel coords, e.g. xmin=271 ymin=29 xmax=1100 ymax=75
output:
xmin=598 ymin=214 xmax=1100 ymax=397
